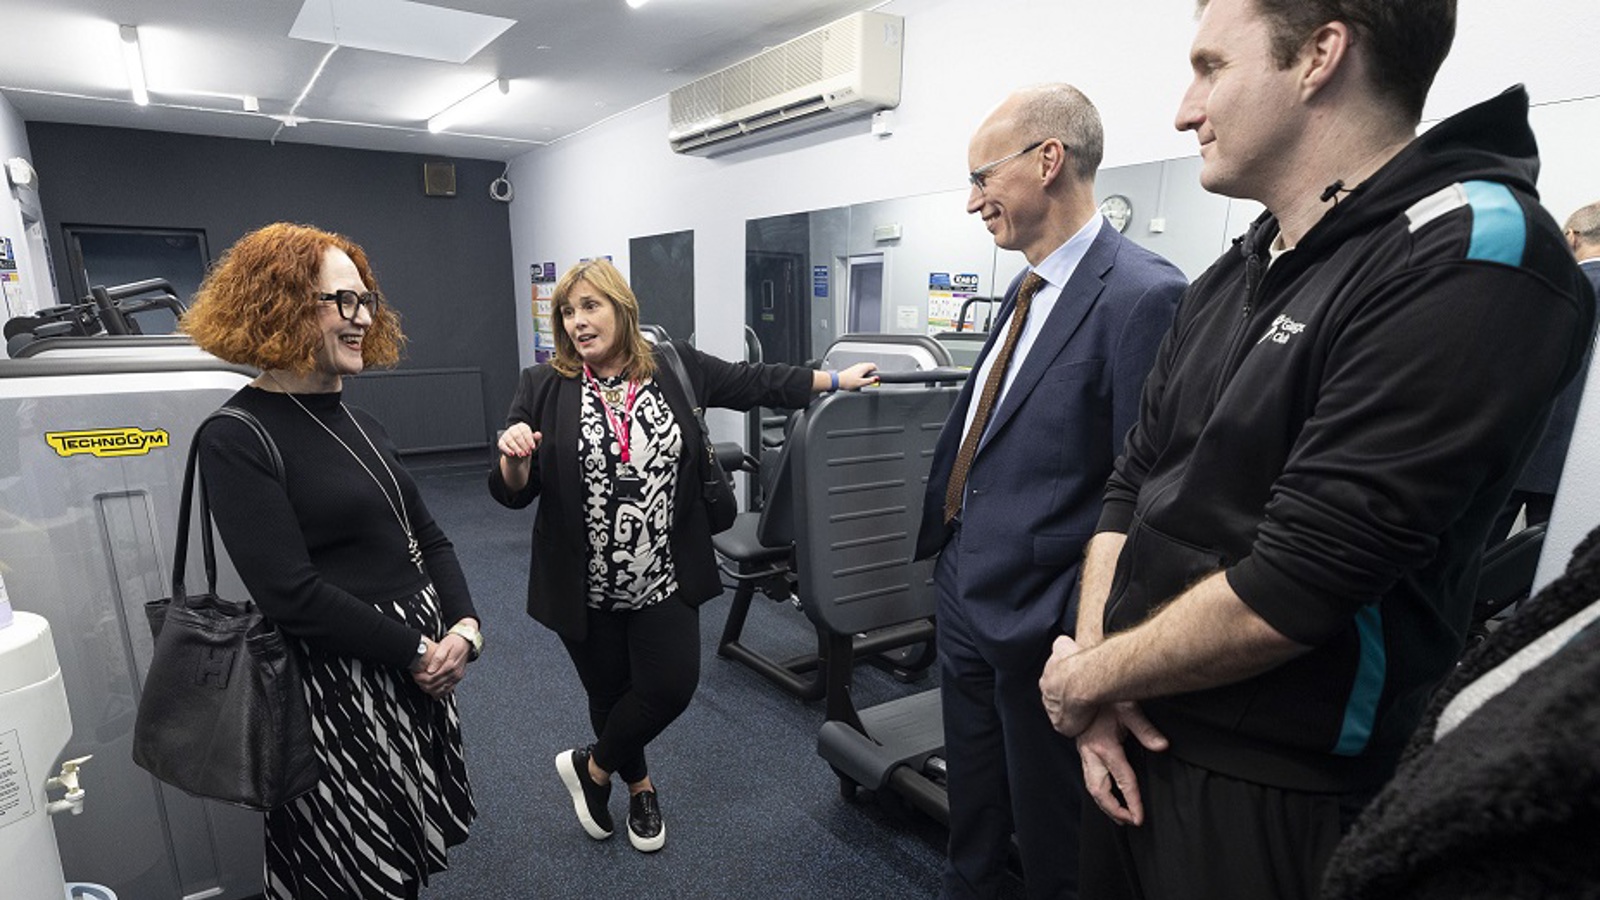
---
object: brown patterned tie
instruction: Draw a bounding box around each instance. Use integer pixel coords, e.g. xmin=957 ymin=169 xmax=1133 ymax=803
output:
xmin=944 ymin=271 xmax=1046 ymax=524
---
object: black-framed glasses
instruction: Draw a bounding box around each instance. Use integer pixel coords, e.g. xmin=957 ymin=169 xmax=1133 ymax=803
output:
xmin=317 ymin=290 xmax=382 ymax=321
xmin=968 ymin=140 xmax=1047 ymax=192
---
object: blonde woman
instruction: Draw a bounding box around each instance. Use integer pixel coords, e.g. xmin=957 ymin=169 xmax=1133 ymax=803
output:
xmin=490 ymin=258 xmax=875 ymax=852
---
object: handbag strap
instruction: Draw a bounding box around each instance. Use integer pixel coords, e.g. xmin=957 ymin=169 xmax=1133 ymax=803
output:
xmin=655 ymin=341 xmax=700 ymax=412
xmin=172 ymin=406 xmax=284 ymax=602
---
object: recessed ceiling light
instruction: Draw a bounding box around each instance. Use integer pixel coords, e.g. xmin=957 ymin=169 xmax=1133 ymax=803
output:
xmin=627 ymin=0 xmax=651 ymax=8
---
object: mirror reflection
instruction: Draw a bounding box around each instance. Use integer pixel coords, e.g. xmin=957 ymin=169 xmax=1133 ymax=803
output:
xmin=744 ymin=154 xmax=1254 ymax=367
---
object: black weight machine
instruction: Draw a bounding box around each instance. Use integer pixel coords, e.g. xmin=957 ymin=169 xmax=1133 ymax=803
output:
xmin=4 ymin=278 xmax=186 ymax=355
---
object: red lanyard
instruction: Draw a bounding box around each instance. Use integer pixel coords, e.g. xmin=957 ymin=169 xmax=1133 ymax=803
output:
xmin=583 ymin=366 xmax=640 ymax=463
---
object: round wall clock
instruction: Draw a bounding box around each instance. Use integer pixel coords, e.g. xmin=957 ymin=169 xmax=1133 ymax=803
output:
xmin=1099 ymin=194 xmax=1133 ymax=233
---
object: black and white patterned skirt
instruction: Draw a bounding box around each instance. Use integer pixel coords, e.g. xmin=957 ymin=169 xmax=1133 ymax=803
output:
xmin=263 ymin=583 xmax=475 ymax=900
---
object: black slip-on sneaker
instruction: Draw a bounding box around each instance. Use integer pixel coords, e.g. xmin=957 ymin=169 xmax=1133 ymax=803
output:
xmin=627 ymin=789 xmax=665 ymax=852
xmin=556 ymin=746 xmax=613 ymax=839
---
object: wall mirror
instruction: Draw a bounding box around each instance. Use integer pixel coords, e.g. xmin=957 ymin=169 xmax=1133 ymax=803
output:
xmin=743 ymin=154 xmax=1250 ymax=369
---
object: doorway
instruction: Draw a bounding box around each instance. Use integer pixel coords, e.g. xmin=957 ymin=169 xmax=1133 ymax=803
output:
xmin=846 ymin=253 xmax=884 ymax=334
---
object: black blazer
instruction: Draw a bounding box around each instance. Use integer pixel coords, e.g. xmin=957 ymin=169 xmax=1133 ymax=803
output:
xmin=913 ymin=225 xmax=1186 ymax=661
xmin=489 ymin=340 xmax=813 ymax=641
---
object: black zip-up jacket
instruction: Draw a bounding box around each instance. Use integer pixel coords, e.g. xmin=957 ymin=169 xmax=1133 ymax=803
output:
xmin=1097 ymin=86 xmax=1597 ymax=793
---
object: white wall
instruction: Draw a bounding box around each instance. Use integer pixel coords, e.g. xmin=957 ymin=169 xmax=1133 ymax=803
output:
xmin=0 ymin=92 xmax=51 ymax=326
xmin=504 ymin=0 xmax=1600 ymax=535
xmin=506 ymin=0 xmax=1600 ymax=362
xmin=506 ymin=0 xmax=1202 ymax=369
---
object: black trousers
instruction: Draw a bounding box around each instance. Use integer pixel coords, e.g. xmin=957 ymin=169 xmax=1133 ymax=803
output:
xmin=1079 ymin=743 xmax=1364 ymax=900
xmin=561 ymin=597 xmax=700 ymax=785
xmin=935 ymin=528 xmax=1085 ymax=900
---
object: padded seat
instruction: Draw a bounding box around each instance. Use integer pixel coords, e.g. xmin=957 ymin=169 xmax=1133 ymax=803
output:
xmin=711 ymin=512 xmax=790 ymax=567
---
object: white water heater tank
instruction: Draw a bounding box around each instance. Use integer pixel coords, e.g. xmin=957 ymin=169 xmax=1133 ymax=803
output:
xmin=0 ymin=610 xmax=73 ymax=900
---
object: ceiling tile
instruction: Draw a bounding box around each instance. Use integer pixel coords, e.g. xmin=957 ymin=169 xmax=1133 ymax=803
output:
xmin=290 ymin=0 xmax=516 ymax=64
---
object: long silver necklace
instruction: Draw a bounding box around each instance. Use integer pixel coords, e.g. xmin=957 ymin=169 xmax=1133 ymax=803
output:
xmin=265 ymin=373 xmax=424 ymax=572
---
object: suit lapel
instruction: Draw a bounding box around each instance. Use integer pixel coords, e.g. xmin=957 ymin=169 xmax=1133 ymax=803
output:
xmin=960 ymin=270 xmax=1024 ymax=402
xmin=978 ymin=227 xmax=1120 ymax=453
xmin=936 ymin=271 xmax=1022 ymax=466
xmin=650 ymin=345 xmax=703 ymax=526
xmin=556 ymin=374 xmax=587 ymax=540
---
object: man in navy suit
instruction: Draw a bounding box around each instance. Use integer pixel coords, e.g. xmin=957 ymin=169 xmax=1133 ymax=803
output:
xmin=1493 ymin=199 xmax=1600 ymax=539
xmin=914 ymin=83 xmax=1186 ymax=900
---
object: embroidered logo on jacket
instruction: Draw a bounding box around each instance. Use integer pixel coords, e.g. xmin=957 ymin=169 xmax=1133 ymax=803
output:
xmin=1257 ymin=314 xmax=1307 ymax=346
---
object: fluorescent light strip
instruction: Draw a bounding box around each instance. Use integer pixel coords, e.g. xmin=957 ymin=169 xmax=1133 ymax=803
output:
xmin=0 ymin=86 xmax=543 ymax=147
xmin=289 ymin=44 xmax=340 ymax=117
xmin=119 ymin=25 xmax=149 ymax=106
xmin=428 ymin=77 xmax=509 ymax=133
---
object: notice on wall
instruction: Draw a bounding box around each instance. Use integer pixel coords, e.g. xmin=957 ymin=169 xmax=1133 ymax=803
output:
xmin=0 ymin=729 xmax=37 ymax=828
xmin=0 ymin=237 xmax=19 ymax=319
xmin=531 ymin=261 xmax=557 ymax=364
xmin=927 ymin=272 xmax=981 ymax=335
xmin=813 ymin=265 xmax=829 ymax=298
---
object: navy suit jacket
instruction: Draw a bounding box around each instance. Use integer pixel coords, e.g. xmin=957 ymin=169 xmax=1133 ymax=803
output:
xmin=914 ymin=223 xmax=1186 ymax=663
xmin=1517 ymin=258 xmax=1600 ymax=493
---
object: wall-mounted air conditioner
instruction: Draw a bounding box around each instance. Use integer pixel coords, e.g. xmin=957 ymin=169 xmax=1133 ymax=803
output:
xmin=668 ymin=11 xmax=903 ymax=157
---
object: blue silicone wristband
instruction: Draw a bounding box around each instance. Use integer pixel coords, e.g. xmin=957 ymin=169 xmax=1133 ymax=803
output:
xmin=830 ymin=370 xmax=840 ymax=392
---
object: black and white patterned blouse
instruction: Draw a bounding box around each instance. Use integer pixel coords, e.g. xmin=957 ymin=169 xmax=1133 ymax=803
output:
xmin=578 ymin=373 xmax=684 ymax=611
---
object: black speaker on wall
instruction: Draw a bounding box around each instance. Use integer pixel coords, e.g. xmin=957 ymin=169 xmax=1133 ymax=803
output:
xmin=423 ymin=162 xmax=457 ymax=197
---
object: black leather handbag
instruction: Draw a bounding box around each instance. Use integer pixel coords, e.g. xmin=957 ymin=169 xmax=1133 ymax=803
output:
xmin=132 ymin=406 xmax=323 ymax=811
xmin=656 ymin=342 xmax=738 ymax=534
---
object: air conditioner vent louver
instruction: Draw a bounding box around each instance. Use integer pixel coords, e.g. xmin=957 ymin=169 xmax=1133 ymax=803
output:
xmin=668 ymin=11 xmax=903 ymax=156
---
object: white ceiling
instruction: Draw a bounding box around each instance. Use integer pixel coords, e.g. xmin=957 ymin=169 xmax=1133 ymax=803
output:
xmin=0 ymin=0 xmax=885 ymax=161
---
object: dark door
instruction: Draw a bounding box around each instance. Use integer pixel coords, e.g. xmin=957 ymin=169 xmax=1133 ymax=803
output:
xmin=629 ymin=230 xmax=694 ymax=343
xmin=745 ymin=250 xmax=809 ymax=366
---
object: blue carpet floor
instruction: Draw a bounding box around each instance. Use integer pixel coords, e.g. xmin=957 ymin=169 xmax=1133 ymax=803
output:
xmin=410 ymin=463 xmax=1024 ymax=899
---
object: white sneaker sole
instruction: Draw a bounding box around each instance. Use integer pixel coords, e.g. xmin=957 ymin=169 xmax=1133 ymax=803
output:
xmin=628 ymin=817 xmax=666 ymax=853
xmin=555 ymin=751 xmax=612 ymax=840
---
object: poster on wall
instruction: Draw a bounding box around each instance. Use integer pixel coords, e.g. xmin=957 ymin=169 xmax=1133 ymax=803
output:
xmin=926 ymin=272 xmax=980 ymax=334
xmin=0 ymin=238 xmax=20 ymax=319
xmin=531 ymin=261 xmax=557 ymax=363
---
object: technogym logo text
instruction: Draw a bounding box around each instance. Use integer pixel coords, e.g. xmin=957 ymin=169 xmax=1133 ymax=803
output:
xmin=45 ymin=427 xmax=171 ymax=458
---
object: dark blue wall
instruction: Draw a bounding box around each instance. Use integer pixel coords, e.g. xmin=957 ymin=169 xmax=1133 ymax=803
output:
xmin=25 ymin=122 xmax=519 ymax=448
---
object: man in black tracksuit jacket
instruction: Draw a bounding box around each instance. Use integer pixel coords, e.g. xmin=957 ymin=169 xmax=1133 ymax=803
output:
xmin=1035 ymin=1 xmax=1597 ymax=898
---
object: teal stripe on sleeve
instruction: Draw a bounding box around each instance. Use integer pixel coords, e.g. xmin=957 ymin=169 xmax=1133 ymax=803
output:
xmin=1462 ymin=180 xmax=1526 ymax=266
xmin=1333 ymin=604 xmax=1386 ymax=756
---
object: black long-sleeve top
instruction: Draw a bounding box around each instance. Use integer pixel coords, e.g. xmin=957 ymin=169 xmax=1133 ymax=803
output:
xmin=198 ymin=385 xmax=477 ymax=670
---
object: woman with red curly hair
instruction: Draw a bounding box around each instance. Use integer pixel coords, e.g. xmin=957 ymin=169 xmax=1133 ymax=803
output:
xmin=182 ymin=222 xmax=477 ymax=899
